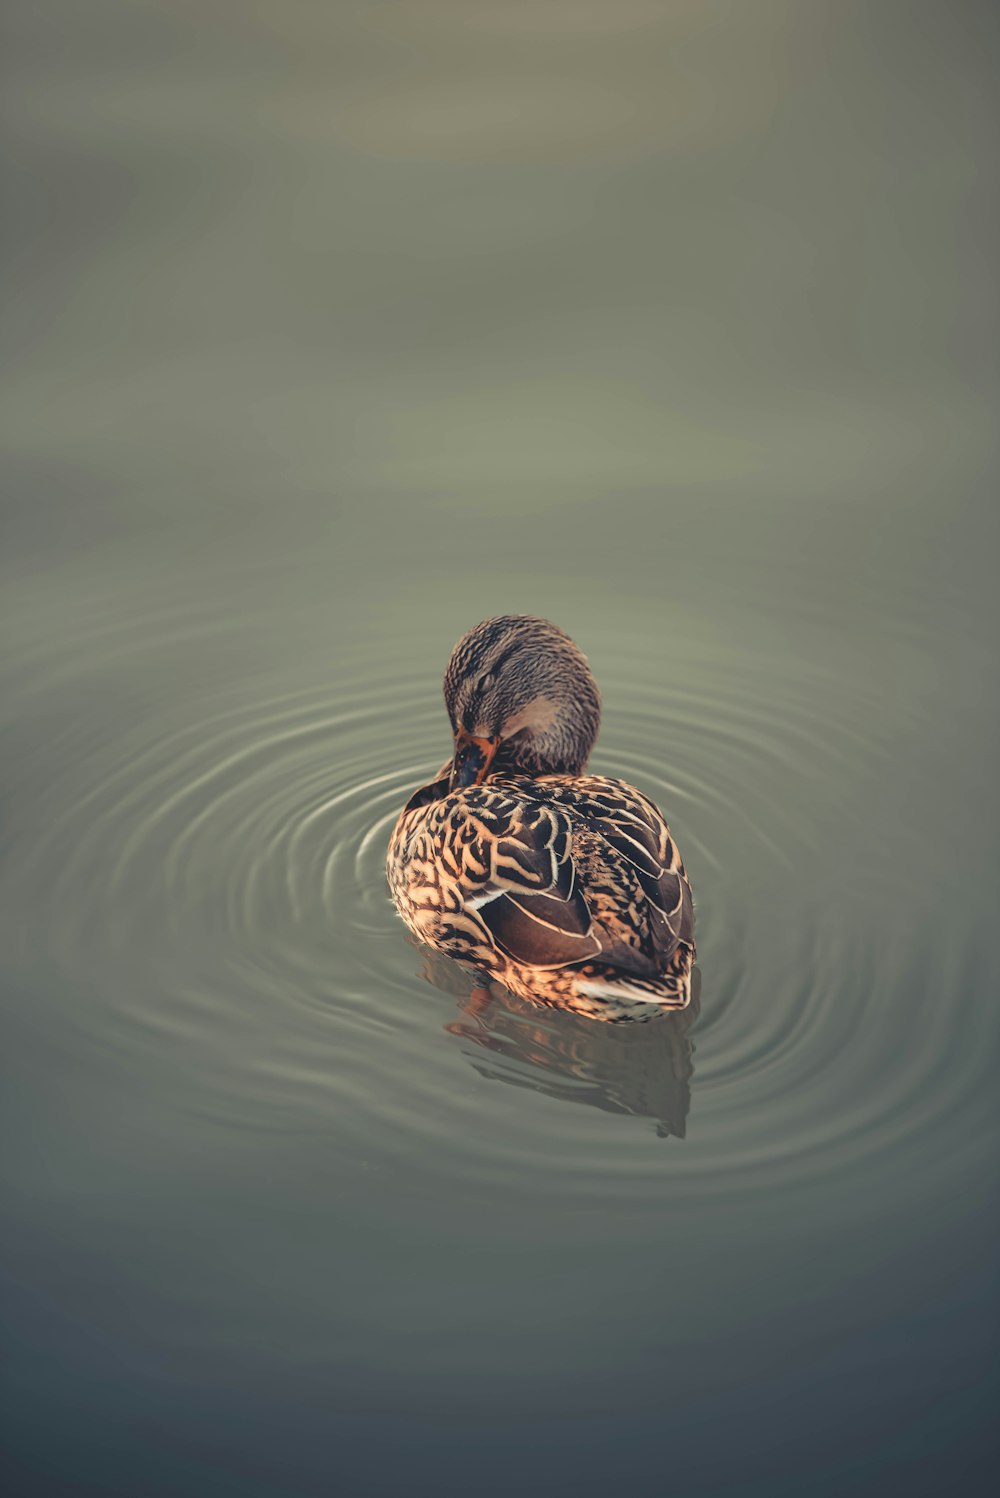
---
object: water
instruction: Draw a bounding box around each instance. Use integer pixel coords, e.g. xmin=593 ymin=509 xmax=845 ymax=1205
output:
xmin=2 ymin=5 xmax=998 ymax=1495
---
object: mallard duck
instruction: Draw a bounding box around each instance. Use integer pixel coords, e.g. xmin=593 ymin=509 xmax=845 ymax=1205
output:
xmin=387 ymin=615 xmax=695 ymax=1022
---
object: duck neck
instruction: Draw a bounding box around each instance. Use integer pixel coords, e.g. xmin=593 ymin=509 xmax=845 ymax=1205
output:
xmin=490 ymin=729 xmax=590 ymax=781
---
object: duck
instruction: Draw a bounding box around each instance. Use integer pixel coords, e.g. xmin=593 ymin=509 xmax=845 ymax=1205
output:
xmin=387 ymin=615 xmax=695 ymax=1023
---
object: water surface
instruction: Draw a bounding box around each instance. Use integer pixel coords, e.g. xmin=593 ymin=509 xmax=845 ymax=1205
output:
xmin=2 ymin=4 xmax=998 ymax=1495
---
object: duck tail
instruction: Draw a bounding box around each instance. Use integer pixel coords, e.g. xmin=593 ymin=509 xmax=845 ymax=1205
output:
xmin=573 ymin=945 xmax=694 ymax=1015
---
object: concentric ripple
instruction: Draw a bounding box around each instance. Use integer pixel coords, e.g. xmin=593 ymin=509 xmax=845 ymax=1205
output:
xmin=3 ymin=611 xmax=995 ymax=1205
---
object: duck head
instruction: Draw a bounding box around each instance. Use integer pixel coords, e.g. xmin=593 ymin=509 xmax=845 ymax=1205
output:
xmin=444 ymin=615 xmax=601 ymax=790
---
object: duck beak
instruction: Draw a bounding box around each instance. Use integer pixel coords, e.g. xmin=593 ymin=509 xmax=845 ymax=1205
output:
xmin=450 ymin=731 xmax=500 ymax=790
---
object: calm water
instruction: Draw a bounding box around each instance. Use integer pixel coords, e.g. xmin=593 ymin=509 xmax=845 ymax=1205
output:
xmin=3 ymin=4 xmax=998 ymax=1495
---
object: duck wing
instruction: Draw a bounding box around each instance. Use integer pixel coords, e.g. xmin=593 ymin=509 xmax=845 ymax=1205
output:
xmin=543 ymin=777 xmax=694 ymax=955
xmin=451 ymin=788 xmax=603 ymax=969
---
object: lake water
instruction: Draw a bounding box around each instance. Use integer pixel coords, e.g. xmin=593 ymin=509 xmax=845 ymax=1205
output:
xmin=2 ymin=4 xmax=998 ymax=1495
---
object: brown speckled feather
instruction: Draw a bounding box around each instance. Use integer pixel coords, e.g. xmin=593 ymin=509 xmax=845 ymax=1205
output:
xmin=387 ymin=771 xmax=695 ymax=1022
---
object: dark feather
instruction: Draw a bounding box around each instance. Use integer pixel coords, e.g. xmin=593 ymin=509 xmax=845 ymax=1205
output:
xmin=480 ymin=886 xmax=600 ymax=967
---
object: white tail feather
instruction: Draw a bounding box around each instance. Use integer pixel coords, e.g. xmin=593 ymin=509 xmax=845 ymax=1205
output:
xmin=574 ymin=978 xmax=689 ymax=1008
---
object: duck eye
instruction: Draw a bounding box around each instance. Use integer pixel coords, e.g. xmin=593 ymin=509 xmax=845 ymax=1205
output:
xmin=477 ymin=672 xmax=495 ymax=693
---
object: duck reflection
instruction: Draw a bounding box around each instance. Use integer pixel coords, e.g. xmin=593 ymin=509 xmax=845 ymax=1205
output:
xmin=419 ymin=950 xmax=699 ymax=1139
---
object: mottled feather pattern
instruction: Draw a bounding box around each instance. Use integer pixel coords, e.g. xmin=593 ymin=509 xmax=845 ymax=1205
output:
xmin=388 ymin=772 xmax=695 ymax=1022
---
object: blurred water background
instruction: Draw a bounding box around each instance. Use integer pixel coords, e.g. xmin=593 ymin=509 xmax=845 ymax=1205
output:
xmin=2 ymin=3 xmax=998 ymax=1494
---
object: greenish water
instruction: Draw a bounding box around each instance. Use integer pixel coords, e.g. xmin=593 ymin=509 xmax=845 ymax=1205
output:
xmin=2 ymin=4 xmax=998 ymax=1495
